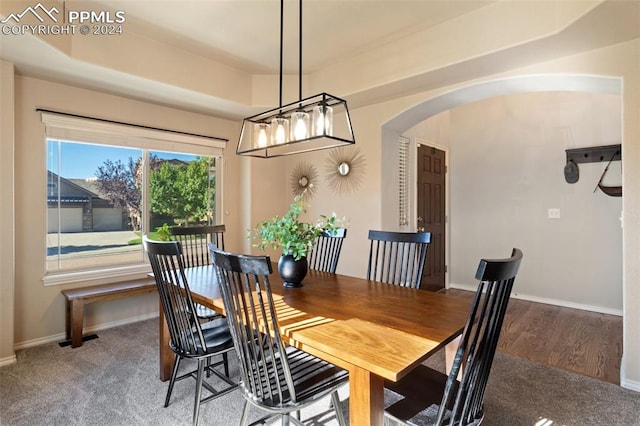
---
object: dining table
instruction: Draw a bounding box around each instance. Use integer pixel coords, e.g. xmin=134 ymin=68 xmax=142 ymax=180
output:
xmin=156 ymin=264 xmax=471 ymax=426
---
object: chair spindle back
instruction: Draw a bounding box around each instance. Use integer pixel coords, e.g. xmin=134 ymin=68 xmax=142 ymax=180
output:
xmin=366 ymin=230 xmax=431 ymax=288
xmin=438 ymin=248 xmax=523 ymax=425
xmin=144 ymin=237 xmax=208 ymax=356
xmin=209 ymin=246 xmax=301 ymax=408
xmin=171 ymin=225 xmax=225 ymax=268
xmin=308 ymin=228 xmax=347 ymax=273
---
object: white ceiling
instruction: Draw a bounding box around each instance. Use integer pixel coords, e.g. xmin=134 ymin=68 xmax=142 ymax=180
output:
xmin=1 ymin=0 xmax=639 ymax=119
xmin=93 ymin=0 xmax=493 ymax=74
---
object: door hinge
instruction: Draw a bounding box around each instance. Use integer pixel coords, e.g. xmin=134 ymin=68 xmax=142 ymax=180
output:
xmin=445 ymin=265 xmax=448 ymax=273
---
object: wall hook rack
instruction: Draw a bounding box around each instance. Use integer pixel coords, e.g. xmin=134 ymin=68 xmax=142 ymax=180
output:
xmin=565 ymin=144 xmax=621 ymax=165
xmin=564 ymin=144 xmax=622 ymax=196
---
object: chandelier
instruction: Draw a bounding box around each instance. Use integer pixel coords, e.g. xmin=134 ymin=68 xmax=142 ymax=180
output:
xmin=236 ymin=0 xmax=355 ymax=158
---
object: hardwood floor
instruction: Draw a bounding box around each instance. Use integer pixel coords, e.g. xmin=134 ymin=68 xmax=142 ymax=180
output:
xmin=443 ymin=289 xmax=623 ymax=384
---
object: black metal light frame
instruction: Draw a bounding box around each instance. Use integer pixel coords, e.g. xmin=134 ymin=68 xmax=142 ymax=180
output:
xmin=236 ymin=0 xmax=355 ymax=158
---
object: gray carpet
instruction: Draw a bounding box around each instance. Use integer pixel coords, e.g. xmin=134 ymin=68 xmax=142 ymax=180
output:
xmin=1 ymin=319 xmax=639 ymax=425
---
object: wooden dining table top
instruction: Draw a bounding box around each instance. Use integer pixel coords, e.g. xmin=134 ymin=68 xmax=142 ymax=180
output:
xmin=164 ymin=264 xmax=472 ymax=425
xmin=183 ymin=265 xmax=470 ymax=380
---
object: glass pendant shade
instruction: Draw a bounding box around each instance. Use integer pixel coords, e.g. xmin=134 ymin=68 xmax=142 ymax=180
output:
xmin=254 ymin=122 xmax=270 ymax=148
xmin=271 ymin=117 xmax=289 ymax=145
xmin=312 ymin=104 xmax=333 ymax=137
xmin=237 ymin=93 xmax=355 ymax=158
xmin=291 ymin=110 xmax=310 ymax=141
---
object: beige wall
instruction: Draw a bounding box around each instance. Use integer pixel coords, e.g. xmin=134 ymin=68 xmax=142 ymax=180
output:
xmin=0 ymin=61 xmax=16 ymax=365
xmin=241 ymin=155 xmax=288 ymax=257
xmin=446 ymin=92 xmax=622 ymax=311
xmin=619 ymin=40 xmax=640 ymax=391
xmin=402 ymin=91 xmax=624 ymax=312
xmin=9 ymin=74 xmax=243 ymax=346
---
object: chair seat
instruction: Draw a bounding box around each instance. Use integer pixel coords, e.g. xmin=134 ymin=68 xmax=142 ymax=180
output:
xmin=246 ymin=345 xmax=349 ymax=410
xmin=170 ymin=317 xmax=234 ymax=358
xmin=384 ymin=365 xmax=460 ymax=425
xmin=201 ymin=318 xmax=234 ymax=348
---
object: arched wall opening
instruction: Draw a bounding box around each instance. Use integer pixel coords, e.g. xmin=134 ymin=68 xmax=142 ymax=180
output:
xmin=381 ymin=74 xmax=623 ymax=316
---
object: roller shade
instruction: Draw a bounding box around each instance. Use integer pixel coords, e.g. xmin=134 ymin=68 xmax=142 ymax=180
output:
xmin=40 ymin=110 xmax=226 ymax=156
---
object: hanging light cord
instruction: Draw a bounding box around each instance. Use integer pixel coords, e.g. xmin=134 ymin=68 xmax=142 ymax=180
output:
xmin=298 ymin=0 xmax=303 ymax=103
xmin=278 ymin=0 xmax=284 ymax=112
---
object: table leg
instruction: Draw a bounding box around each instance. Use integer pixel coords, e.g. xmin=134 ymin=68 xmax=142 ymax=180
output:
xmin=65 ymin=300 xmax=72 ymax=341
xmin=349 ymin=367 xmax=384 ymax=426
xmin=158 ymin=301 xmax=172 ymax=381
xmin=445 ymin=335 xmax=462 ymax=378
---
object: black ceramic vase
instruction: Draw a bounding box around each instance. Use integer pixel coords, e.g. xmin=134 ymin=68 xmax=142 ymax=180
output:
xmin=278 ymin=253 xmax=308 ymax=288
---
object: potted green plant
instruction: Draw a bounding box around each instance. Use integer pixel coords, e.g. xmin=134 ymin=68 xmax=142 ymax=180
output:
xmin=249 ymin=194 xmax=340 ymax=287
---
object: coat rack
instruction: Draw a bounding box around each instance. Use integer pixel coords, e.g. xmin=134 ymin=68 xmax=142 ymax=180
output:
xmin=565 ymin=144 xmax=621 ymax=165
xmin=564 ymin=144 xmax=622 ymax=197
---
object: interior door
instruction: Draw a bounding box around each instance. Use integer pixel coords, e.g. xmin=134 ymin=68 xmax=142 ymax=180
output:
xmin=417 ymin=143 xmax=446 ymax=291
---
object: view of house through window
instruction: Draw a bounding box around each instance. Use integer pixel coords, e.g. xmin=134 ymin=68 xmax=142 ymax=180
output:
xmin=47 ymin=139 xmax=218 ymax=272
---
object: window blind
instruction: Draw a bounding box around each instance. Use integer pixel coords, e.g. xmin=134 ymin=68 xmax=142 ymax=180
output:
xmin=40 ymin=110 xmax=227 ymax=156
xmin=398 ymin=136 xmax=409 ymax=227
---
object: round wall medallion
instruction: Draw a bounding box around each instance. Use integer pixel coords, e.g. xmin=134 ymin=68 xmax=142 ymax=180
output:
xmin=290 ymin=162 xmax=318 ymax=197
xmin=325 ymin=147 xmax=366 ymax=195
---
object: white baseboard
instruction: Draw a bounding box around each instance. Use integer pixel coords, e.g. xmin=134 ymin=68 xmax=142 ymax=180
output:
xmin=620 ymin=356 xmax=640 ymax=392
xmin=449 ymin=283 xmax=623 ymax=316
xmin=620 ymin=378 xmax=640 ymax=392
xmin=13 ymin=312 xmax=159 ymax=351
xmin=0 ymin=354 xmax=17 ymax=367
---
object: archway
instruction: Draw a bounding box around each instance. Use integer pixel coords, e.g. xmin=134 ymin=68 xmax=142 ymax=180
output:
xmin=381 ymin=74 xmax=623 ymax=314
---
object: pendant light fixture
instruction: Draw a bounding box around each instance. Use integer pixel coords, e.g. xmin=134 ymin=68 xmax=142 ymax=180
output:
xmin=236 ymin=0 xmax=355 ymax=158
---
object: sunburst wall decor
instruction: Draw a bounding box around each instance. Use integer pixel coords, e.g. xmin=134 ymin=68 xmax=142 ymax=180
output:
xmin=325 ymin=146 xmax=366 ymax=195
xmin=290 ymin=162 xmax=318 ymax=197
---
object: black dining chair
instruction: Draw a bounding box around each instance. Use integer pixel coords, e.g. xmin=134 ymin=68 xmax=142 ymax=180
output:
xmin=367 ymin=230 xmax=431 ymax=289
xmin=171 ymin=224 xmax=226 ymax=268
xmin=208 ymin=245 xmax=349 ymax=426
xmin=384 ymin=248 xmax=524 ymax=426
xmin=308 ymin=228 xmax=348 ymax=273
xmin=143 ymin=236 xmax=238 ymax=426
xmin=171 ymin=224 xmax=226 ymax=321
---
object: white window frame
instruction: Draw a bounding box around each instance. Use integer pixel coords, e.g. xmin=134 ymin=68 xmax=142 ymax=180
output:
xmin=41 ymin=111 xmax=227 ymax=286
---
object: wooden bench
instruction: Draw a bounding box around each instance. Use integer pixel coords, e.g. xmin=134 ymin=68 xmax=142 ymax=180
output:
xmin=61 ymin=278 xmax=157 ymax=348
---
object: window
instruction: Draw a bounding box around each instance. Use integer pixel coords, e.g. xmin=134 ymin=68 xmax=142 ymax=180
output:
xmin=41 ymin=112 xmax=226 ymax=284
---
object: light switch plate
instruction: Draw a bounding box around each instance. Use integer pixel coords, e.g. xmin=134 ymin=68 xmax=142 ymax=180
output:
xmin=548 ymin=208 xmax=561 ymax=219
